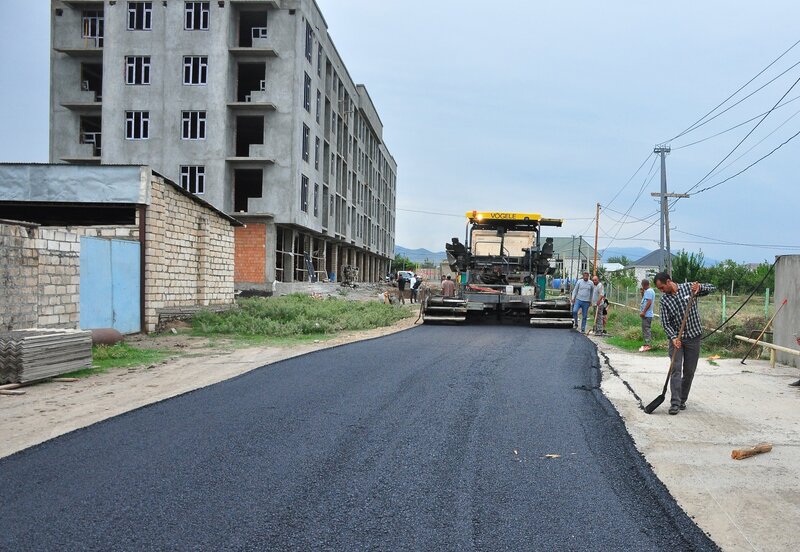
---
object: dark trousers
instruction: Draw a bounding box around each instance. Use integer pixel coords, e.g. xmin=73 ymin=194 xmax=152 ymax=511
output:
xmin=668 ymin=336 xmax=701 ymax=407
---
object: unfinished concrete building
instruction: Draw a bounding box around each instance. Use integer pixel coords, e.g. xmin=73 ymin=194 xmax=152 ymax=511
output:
xmin=50 ymin=0 xmax=397 ymax=285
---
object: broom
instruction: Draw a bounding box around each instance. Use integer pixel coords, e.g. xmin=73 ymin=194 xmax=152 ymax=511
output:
xmin=644 ymin=291 xmax=696 ymax=414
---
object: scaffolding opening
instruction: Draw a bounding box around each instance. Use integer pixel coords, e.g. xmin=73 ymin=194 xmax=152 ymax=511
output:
xmin=79 ymin=116 xmax=102 ymax=157
xmin=235 ymin=116 xmax=264 ymax=157
xmin=80 ymin=62 xmax=103 ymax=101
xmin=238 ymin=10 xmax=268 ymax=47
xmin=233 ymin=169 xmax=262 ymax=213
xmin=237 ymin=63 xmax=266 ymax=102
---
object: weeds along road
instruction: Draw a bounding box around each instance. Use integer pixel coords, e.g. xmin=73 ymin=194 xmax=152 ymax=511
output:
xmin=0 ymin=325 xmax=718 ymax=551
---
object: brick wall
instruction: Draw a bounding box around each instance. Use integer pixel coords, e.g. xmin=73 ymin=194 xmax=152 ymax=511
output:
xmin=143 ymin=176 xmax=235 ymax=332
xmin=234 ymin=223 xmax=266 ymax=284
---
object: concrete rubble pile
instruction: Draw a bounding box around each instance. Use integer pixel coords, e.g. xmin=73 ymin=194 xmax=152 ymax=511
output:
xmin=0 ymin=330 xmax=92 ymax=384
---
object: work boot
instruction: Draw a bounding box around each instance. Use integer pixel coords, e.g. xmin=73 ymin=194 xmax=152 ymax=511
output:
xmin=668 ymin=405 xmax=680 ymax=415
xmin=679 ymin=402 xmax=686 ymax=411
xmin=789 ymin=379 xmax=800 ymax=387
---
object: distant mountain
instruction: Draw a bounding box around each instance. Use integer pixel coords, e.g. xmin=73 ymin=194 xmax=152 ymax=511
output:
xmin=395 ymin=246 xmax=447 ymax=264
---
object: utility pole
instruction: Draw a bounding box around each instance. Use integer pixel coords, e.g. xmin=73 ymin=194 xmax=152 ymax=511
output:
xmin=569 ymin=235 xmax=575 ymax=282
xmin=651 ymin=145 xmax=688 ymax=275
xmin=593 ymin=203 xmax=600 ymax=276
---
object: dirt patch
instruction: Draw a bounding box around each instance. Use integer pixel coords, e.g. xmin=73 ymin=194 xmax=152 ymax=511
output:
xmin=0 ymin=313 xmax=420 ymax=459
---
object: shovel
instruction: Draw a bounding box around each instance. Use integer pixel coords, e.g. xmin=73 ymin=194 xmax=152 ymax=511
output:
xmin=644 ymin=292 xmax=696 ymax=414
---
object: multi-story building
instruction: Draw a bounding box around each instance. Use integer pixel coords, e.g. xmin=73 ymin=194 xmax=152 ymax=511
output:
xmin=50 ymin=0 xmax=397 ymax=284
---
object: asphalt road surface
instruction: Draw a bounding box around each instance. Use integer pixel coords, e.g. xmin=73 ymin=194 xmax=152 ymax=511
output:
xmin=0 ymin=325 xmax=718 ymax=551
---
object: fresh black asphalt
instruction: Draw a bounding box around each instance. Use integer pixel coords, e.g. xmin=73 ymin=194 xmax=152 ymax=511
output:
xmin=0 ymin=325 xmax=718 ymax=551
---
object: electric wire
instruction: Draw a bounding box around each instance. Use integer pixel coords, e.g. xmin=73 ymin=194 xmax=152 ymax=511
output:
xmin=664 ymin=39 xmax=800 ymax=143
xmin=692 ymin=126 xmax=800 ymax=196
xmin=670 ymin=229 xmax=800 ymax=250
xmin=685 ymin=74 xmax=800 ymax=193
xmin=672 ymin=92 xmax=800 ymax=150
xmin=603 ymin=152 xmax=655 ymax=211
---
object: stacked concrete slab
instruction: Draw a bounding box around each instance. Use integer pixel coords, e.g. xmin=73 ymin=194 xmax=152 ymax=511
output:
xmin=0 ymin=330 xmax=92 ymax=384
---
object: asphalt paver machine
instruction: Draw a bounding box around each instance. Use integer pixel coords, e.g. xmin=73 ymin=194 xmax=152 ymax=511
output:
xmin=423 ymin=211 xmax=573 ymax=327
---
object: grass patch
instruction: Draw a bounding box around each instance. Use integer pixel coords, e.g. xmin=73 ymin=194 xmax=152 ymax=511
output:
xmin=192 ymin=294 xmax=413 ymax=338
xmin=605 ymin=303 xmax=769 ymax=359
xmin=62 ymin=343 xmax=174 ymax=378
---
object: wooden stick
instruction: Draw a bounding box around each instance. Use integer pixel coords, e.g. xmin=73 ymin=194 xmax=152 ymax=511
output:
xmin=0 ymin=383 xmax=22 ymax=390
xmin=0 ymin=389 xmax=26 ymax=396
xmin=731 ymin=442 xmax=773 ymax=460
xmin=51 ymin=377 xmax=80 ymax=382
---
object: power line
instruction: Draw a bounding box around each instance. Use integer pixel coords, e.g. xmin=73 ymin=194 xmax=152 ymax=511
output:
xmin=691 ymin=110 xmax=800 ymax=195
xmin=603 ymin=152 xmax=654 ymax=211
xmin=672 ymin=92 xmax=800 ymax=150
xmin=670 ymin=228 xmax=800 ymax=250
xmin=664 ymin=39 xmax=800 ymax=143
xmin=685 ymin=74 xmax=800 ymax=194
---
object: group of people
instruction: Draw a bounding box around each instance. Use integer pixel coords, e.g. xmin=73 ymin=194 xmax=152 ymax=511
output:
xmin=392 ymin=272 xmax=458 ymax=305
xmin=394 ymin=272 xmax=423 ymax=304
xmin=570 ymin=271 xmax=608 ymax=335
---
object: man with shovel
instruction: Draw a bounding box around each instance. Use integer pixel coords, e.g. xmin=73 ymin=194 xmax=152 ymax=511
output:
xmin=654 ymin=272 xmax=716 ymax=415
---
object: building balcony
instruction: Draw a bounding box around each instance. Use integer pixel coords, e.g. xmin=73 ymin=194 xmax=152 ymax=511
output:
xmin=229 ymin=46 xmax=278 ymax=60
xmin=61 ymin=140 xmax=101 ymax=164
xmin=53 ymin=33 xmax=103 ymax=57
xmin=228 ymin=90 xmax=276 ymax=112
xmin=230 ymin=0 xmax=280 ymax=8
xmin=61 ymin=89 xmax=102 ymax=111
xmin=227 ymin=145 xmax=275 ymax=165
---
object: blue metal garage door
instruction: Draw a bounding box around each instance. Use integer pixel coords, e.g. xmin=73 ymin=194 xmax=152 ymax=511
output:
xmin=79 ymin=237 xmax=141 ymax=334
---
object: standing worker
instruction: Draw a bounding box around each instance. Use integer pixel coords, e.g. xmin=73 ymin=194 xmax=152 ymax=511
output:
xmin=411 ymin=274 xmax=422 ymax=303
xmin=638 ymin=279 xmax=656 ymax=352
xmin=397 ymin=272 xmax=408 ymax=304
xmin=654 ymin=272 xmax=715 ymax=415
xmin=571 ymin=271 xmax=594 ymax=333
xmin=591 ymin=275 xmax=606 ymax=335
xmin=441 ymin=275 xmax=456 ymax=297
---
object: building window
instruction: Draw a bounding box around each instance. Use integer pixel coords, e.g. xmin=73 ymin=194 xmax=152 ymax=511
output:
xmin=316 ymin=90 xmax=321 ymax=124
xmin=302 ymin=124 xmax=310 ymax=162
xmin=314 ymin=183 xmax=319 ymax=217
xmin=301 ymin=175 xmax=309 ymax=213
xmin=180 ymin=165 xmax=205 ymax=194
xmin=181 ymin=111 xmax=206 ymax=140
xmin=305 ymin=22 xmax=313 ymax=63
xmin=125 ymin=111 xmax=149 ymax=140
xmin=314 ymin=137 xmax=320 ymax=170
xmin=303 ymin=73 xmax=311 ymax=112
xmin=183 ymin=56 xmax=208 ymax=85
xmin=184 ymin=2 xmax=210 ymax=30
xmin=127 ymin=2 xmax=152 ymax=31
xmin=82 ymin=10 xmax=104 ymax=47
xmin=125 ymin=56 xmax=151 ymax=85
xmin=317 ymin=44 xmax=322 ymax=76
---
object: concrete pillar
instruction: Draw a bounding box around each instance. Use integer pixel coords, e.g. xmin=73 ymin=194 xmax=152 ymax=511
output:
xmin=283 ymin=227 xmax=296 ymax=282
xmin=265 ymin=220 xmax=277 ymax=283
xmin=331 ymin=244 xmax=339 ymax=282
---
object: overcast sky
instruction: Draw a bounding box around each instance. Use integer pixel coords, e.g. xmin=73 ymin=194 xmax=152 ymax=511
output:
xmin=2 ymin=1 xmax=799 ymax=263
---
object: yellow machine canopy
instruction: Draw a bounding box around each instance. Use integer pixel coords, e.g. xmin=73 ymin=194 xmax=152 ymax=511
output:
xmin=465 ymin=211 xmax=563 ymax=227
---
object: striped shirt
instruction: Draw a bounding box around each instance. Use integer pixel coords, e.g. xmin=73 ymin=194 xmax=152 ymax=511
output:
xmin=659 ymin=282 xmax=716 ymax=340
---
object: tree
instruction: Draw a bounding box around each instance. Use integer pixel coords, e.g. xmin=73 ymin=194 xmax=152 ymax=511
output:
xmin=671 ymin=249 xmax=705 ymax=283
xmin=606 ymin=255 xmax=631 ymax=267
xmin=391 ymin=254 xmax=413 ymax=272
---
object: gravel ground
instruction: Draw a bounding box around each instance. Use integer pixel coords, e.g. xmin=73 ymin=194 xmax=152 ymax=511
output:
xmin=0 ymin=324 xmax=718 ymax=551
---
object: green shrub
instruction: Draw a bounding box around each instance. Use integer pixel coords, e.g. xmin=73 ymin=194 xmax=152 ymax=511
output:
xmin=192 ymin=295 xmax=411 ymax=337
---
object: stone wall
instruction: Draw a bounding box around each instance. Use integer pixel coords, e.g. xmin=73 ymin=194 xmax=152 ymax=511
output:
xmin=0 ymin=220 xmax=81 ymax=331
xmin=0 ymin=221 xmax=40 ymax=331
xmin=144 ymin=176 xmax=235 ymax=332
